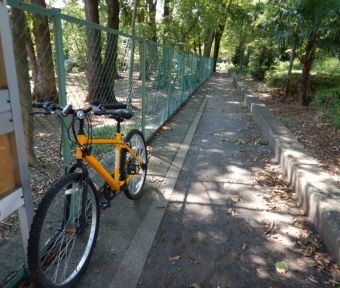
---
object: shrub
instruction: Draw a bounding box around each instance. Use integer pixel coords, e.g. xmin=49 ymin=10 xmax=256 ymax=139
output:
xmin=314 ymin=87 xmax=340 ymax=129
xmin=250 ymin=66 xmax=267 ymax=81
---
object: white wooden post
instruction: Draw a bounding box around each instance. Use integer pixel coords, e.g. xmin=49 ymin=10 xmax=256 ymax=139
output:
xmin=0 ymin=0 xmax=33 ymax=262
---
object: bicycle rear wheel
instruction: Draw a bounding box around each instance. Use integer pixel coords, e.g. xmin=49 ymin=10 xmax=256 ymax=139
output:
xmin=28 ymin=173 xmax=99 ymax=288
xmin=121 ymin=129 xmax=147 ymax=200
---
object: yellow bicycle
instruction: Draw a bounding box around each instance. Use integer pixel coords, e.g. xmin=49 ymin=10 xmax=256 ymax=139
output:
xmin=27 ymin=102 xmax=147 ymax=288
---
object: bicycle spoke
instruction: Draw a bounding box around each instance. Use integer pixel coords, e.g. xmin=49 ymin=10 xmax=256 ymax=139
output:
xmin=28 ymin=173 xmax=99 ymax=287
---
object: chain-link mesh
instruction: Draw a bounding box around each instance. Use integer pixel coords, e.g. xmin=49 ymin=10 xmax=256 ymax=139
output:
xmin=1 ymin=0 xmax=213 ymax=284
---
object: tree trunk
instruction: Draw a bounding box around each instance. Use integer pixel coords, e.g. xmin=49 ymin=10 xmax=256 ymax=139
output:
xmin=285 ymin=41 xmax=297 ymax=96
xmin=212 ymin=24 xmax=225 ymax=72
xmin=30 ymin=0 xmax=58 ymax=102
xmin=100 ymin=0 xmax=120 ymax=103
xmin=198 ymin=33 xmax=202 ymax=56
xmin=147 ymin=0 xmax=157 ymax=42
xmin=11 ymin=8 xmax=34 ymax=163
xmin=163 ymin=0 xmax=170 ymax=17
xmin=26 ymin=30 xmax=39 ymax=100
xmin=193 ymin=40 xmax=197 ymax=55
xmin=299 ymin=37 xmax=316 ymax=106
xmin=287 ymin=42 xmax=296 ymax=76
xmin=203 ymin=28 xmax=215 ymax=58
xmin=162 ymin=0 xmax=172 ymax=45
xmin=84 ymin=0 xmax=104 ymax=102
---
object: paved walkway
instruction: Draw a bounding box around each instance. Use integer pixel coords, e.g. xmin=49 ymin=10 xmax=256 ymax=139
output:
xmin=78 ymin=72 xmax=332 ymax=288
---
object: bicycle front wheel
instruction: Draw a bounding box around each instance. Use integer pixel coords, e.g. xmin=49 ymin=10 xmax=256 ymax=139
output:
xmin=121 ymin=129 xmax=147 ymax=200
xmin=28 ymin=173 xmax=99 ymax=288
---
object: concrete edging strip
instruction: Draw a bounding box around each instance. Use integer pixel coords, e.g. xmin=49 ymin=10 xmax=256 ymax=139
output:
xmin=109 ymin=95 xmax=208 ymax=288
xmin=232 ymin=74 xmax=340 ymax=265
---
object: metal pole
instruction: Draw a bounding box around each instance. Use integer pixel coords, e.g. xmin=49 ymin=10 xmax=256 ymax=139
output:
xmin=166 ymin=46 xmax=173 ymax=120
xmin=127 ymin=0 xmax=137 ymax=108
xmin=0 ymin=0 xmax=33 ymax=261
xmin=52 ymin=8 xmax=70 ymax=172
xmin=141 ymin=39 xmax=146 ymax=138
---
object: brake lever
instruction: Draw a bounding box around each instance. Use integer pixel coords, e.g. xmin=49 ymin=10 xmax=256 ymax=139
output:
xmin=61 ymin=104 xmax=72 ymax=117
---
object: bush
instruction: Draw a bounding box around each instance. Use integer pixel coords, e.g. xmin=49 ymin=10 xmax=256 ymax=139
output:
xmin=314 ymin=87 xmax=340 ymax=129
xmin=312 ymin=57 xmax=340 ymax=75
xmin=250 ymin=66 xmax=267 ymax=81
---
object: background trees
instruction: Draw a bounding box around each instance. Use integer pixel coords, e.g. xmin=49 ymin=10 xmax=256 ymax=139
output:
xmin=11 ymin=0 xmax=340 ymax=127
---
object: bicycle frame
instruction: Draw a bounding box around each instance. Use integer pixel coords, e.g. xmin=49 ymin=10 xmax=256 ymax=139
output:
xmin=75 ymin=132 xmax=144 ymax=191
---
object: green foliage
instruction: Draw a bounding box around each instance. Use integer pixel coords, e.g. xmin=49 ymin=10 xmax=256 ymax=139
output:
xmin=268 ymin=60 xmax=301 ymax=73
xmin=266 ymin=56 xmax=340 ymax=129
xmin=312 ymin=57 xmax=340 ymax=75
xmin=250 ymin=66 xmax=267 ymax=81
xmin=314 ymin=87 xmax=340 ymax=128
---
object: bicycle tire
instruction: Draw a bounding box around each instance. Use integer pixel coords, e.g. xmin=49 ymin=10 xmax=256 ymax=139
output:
xmin=27 ymin=173 xmax=99 ymax=288
xmin=121 ymin=129 xmax=147 ymax=200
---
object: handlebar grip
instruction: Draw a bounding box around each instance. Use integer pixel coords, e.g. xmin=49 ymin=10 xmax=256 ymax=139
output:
xmin=91 ymin=101 xmax=127 ymax=110
xmin=102 ymin=104 xmax=127 ymax=109
xmin=93 ymin=110 xmax=106 ymax=116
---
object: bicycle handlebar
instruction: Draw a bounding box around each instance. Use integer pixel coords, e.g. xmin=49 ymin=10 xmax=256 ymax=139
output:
xmin=91 ymin=101 xmax=127 ymax=110
xmin=31 ymin=101 xmax=128 ymax=117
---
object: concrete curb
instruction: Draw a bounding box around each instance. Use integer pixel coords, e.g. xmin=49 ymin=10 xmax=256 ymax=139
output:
xmin=109 ymin=95 xmax=208 ymax=288
xmin=232 ymin=74 xmax=340 ymax=265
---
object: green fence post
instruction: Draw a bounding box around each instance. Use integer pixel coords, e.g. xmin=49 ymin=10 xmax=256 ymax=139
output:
xmin=141 ymin=39 xmax=146 ymax=138
xmin=128 ymin=35 xmax=135 ymax=108
xmin=52 ymin=8 xmax=70 ymax=172
xmin=180 ymin=52 xmax=184 ymax=105
xmin=166 ymin=46 xmax=172 ymax=120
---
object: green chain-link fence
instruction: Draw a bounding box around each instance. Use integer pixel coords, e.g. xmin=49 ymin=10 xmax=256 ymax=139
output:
xmin=0 ymin=0 xmax=212 ymax=285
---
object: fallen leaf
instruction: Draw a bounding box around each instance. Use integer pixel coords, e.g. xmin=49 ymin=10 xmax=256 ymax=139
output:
xmin=265 ymin=220 xmax=274 ymax=235
xmin=169 ymin=255 xmax=180 ymax=261
xmin=231 ymin=196 xmax=240 ymax=203
xmin=226 ymin=208 xmax=238 ymax=216
xmin=308 ymin=276 xmax=319 ymax=284
xmin=190 ymin=283 xmax=201 ymax=288
xmin=242 ymin=243 xmax=247 ymax=250
xmin=275 ymin=261 xmax=288 ymax=274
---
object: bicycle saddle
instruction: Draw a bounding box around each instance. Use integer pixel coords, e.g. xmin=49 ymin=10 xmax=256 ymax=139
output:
xmin=109 ymin=109 xmax=133 ymax=121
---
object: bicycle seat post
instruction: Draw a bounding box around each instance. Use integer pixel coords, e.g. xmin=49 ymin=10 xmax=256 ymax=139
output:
xmin=116 ymin=120 xmax=121 ymax=134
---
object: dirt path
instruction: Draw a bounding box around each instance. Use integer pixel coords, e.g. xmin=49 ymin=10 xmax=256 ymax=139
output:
xmin=137 ymin=73 xmax=336 ymax=288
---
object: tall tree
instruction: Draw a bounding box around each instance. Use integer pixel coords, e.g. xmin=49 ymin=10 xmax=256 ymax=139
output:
xmin=146 ymin=0 xmax=157 ymax=42
xmin=11 ymin=9 xmax=34 ymax=162
xmin=212 ymin=23 xmax=225 ymax=72
xmin=203 ymin=28 xmax=215 ymax=58
xmin=30 ymin=0 xmax=58 ymax=102
xmin=104 ymin=0 xmax=119 ymax=92
xmin=84 ymin=0 xmax=120 ymax=103
xmin=296 ymin=0 xmax=340 ymax=105
xmin=84 ymin=0 xmax=104 ymax=101
xmin=26 ymin=27 xmax=39 ymax=98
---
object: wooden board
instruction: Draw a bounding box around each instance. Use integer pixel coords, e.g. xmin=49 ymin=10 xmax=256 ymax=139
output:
xmin=0 ymin=31 xmax=20 ymax=197
xmin=0 ymin=34 xmax=7 ymax=89
xmin=0 ymin=132 xmax=20 ymax=197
